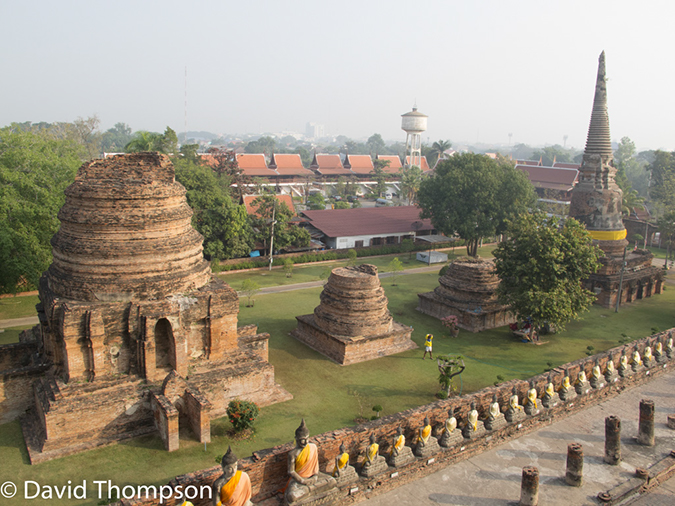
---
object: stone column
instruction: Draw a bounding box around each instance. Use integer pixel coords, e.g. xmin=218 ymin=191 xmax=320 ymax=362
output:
xmin=565 ymin=443 xmax=583 ymax=487
xmin=637 ymin=399 xmax=655 ymax=446
xmin=604 ymin=416 xmax=621 ymax=465
xmin=519 ymin=466 xmax=539 ymax=506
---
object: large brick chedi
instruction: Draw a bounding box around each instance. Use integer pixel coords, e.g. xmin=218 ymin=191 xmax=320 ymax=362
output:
xmin=417 ymin=257 xmax=515 ymax=332
xmin=17 ymin=153 xmax=290 ymax=463
xmin=568 ymin=52 xmax=662 ymax=308
xmin=291 ymin=265 xmax=416 ymax=364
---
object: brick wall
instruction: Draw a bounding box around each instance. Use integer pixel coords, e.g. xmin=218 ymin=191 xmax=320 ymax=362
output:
xmin=0 ymin=365 xmax=49 ymax=424
xmin=124 ymin=327 xmax=674 ymax=506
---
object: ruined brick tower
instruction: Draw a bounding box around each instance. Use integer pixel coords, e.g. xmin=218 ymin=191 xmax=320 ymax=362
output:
xmin=568 ymin=52 xmax=662 ymax=308
xmin=21 ymin=153 xmax=290 ymax=462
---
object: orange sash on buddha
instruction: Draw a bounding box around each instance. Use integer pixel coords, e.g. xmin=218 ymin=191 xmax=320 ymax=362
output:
xmin=295 ymin=443 xmax=319 ymax=478
xmin=218 ymin=470 xmax=252 ymax=506
xmin=391 ymin=435 xmax=404 ymax=455
xmin=421 ymin=425 xmax=431 ymax=444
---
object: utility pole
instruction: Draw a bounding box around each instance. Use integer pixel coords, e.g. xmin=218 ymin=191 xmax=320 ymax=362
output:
xmin=615 ymin=246 xmax=627 ymax=313
xmin=268 ymin=198 xmax=277 ymax=271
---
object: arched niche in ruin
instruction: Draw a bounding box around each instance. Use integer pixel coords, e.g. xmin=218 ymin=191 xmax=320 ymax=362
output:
xmin=155 ymin=318 xmax=176 ymax=374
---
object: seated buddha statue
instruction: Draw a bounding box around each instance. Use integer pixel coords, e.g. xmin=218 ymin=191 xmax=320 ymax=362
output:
xmin=212 ymin=446 xmax=252 ymax=506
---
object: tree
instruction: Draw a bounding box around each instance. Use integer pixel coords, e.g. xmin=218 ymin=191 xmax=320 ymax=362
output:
xmin=493 ymin=213 xmax=602 ymax=339
xmin=0 ymin=127 xmax=83 ymax=293
xmin=399 ymin=165 xmax=423 ymax=204
xmin=206 ymin=147 xmax=251 ymax=201
xmin=124 ymin=131 xmax=164 ymax=152
xmin=72 ymin=115 xmax=102 ymax=160
xmin=372 ymin=159 xmax=390 ymax=197
xmin=657 ymin=211 xmax=675 ymax=268
xmin=614 ymin=137 xmax=649 ymax=199
xmin=283 ymin=258 xmax=294 ymax=278
xmin=240 ymin=279 xmax=260 ymax=307
xmin=388 ymin=257 xmax=403 ymax=285
xmin=646 ymin=150 xmax=675 ymax=212
xmin=101 ymin=123 xmax=133 ymax=153
xmin=249 ymin=195 xmax=310 ymax=253
xmin=418 ymin=153 xmax=536 ymax=257
xmin=334 ymin=201 xmax=350 ymax=209
xmin=366 ymin=133 xmax=385 ymax=155
xmin=307 ymin=193 xmax=325 ymax=210
xmin=245 ymin=136 xmax=276 ymax=155
xmin=429 ymin=140 xmax=451 ymax=167
xmin=436 ymin=355 xmax=465 ymax=398
xmin=173 ymin=158 xmax=253 ymax=259
xmin=531 ymin=145 xmax=575 ymax=166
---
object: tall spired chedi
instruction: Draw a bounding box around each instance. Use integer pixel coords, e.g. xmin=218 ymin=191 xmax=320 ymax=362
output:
xmin=568 ymin=52 xmax=662 ymax=308
xmin=8 ymin=153 xmax=290 ymax=463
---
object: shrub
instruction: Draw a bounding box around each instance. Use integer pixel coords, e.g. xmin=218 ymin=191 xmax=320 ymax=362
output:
xmin=227 ymin=399 xmax=259 ymax=432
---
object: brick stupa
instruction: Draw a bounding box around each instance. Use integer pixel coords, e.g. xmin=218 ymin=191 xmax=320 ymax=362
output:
xmin=416 ymin=257 xmax=515 ymax=332
xmin=291 ymin=264 xmax=416 ymax=364
xmin=568 ymin=52 xmax=662 ymax=307
xmin=20 ymin=153 xmax=291 ymax=462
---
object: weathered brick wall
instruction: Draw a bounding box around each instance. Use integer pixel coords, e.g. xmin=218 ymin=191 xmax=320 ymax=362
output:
xmin=124 ymin=327 xmax=674 ymax=506
xmin=0 ymin=365 xmax=49 ymax=424
xmin=0 ymin=342 xmax=38 ymax=371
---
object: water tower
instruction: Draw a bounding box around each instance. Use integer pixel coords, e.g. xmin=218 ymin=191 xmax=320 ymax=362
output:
xmin=401 ymin=105 xmax=428 ymax=167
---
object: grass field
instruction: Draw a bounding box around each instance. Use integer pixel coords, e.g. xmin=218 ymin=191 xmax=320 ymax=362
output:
xmin=0 ymin=252 xmax=672 ymax=505
xmin=0 ymin=295 xmax=39 ymax=321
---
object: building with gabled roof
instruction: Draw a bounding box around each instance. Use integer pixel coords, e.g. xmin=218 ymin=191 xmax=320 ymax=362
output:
xmin=376 ymin=155 xmax=403 ymax=174
xmin=516 ymin=164 xmax=579 ymax=195
xmin=236 ymin=153 xmax=278 ymax=177
xmin=300 ymin=206 xmax=434 ymax=249
xmin=552 ymin=161 xmax=581 ymax=170
xmin=343 ymin=154 xmax=374 ymax=175
xmin=310 ymin=153 xmax=353 ymax=176
xmin=242 ymin=194 xmax=296 ymax=217
xmin=405 ymin=156 xmax=430 ymax=171
xmin=268 ymin=153 xmax=313 ymax=177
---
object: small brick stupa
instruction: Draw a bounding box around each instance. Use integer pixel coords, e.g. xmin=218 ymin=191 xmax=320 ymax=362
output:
xmin=291 ymin=264 xmax=416 ymax=364
xmin=416 ymin=257 xmax=515 ymax=332
xmin=20 ymin=153 xmax=290 ymax=462
xmin=568 ymin=52 xmax=662 ymax=307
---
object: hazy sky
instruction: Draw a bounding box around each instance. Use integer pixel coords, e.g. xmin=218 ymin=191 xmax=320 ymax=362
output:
xmin=2 ymin=0 xmax=674 ymax=151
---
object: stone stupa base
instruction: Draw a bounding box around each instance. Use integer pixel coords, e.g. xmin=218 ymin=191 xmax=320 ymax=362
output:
xmin=291 ymin=316 xmax=416 ymax=365
xmin=388 ymin=445 xmax=415 ymax=467
xmin=360 ymin=456 xmax=388 ymax=478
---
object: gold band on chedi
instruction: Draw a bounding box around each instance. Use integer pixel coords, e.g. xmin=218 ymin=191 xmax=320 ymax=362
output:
xmin=590 ymin=229 xmax=627 ymax=241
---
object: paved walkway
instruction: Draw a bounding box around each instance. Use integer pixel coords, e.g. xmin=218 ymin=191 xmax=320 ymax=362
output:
xmin=363 ymin=369 xmax=675 ymax=505
xmin=0 ymin=316 xmax=38 ymax=329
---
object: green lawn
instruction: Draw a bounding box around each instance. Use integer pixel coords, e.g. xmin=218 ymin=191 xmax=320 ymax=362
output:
xmin=0 ymin=256 xmax=671 ymax=505
xmin=0 ymin=295 xmax=39 ymax=320
xmin=0 ymin=326 xmax=33 ymax=345
xmin=218 ymin=244 xmax=496 ymax=291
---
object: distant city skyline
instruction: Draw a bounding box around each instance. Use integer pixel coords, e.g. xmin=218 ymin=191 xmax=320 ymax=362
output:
xmin=2 ymin=1 xmax=674 ymax=152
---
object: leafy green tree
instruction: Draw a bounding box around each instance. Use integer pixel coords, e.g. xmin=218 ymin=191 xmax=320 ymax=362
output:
xmin=366 ymin=133 xmax=385 ymax=155
xmin=531 ymin=145 xmax=575 ymax=166
xmin=418 ymin=153 xmax=536 ymax=257
xmin=399 ymin=165 xmax=423 ymax=204
xmin=436 ymin=355 xmax=465 ymax=398
xmin=245 ymin=136 xmax=276 ymax=155
xmin=657 ymin=211 xmax=675 ymax=268
xmin=283 ymin=257 xmax=294 ymax=278
xmin=614 ymin=137 xmax=649 ymax=199
xmin=372 ymin=159 xmax=390 ymax=197
xmin=646 ymin=150 xmax=675 ymax=212
xmin=173 ymin=158 xmax=253 ymax=259
xmin=0 ymin=127 xmax=83 ymax=292
xmin=307 ymin=193 xmax=326 ymax=210
xmin=101 ymin=123 xmax=134 ymax=153
xmin=240 ymin=279 xmax=260 ymax=307
xmin=124 ymin=131 xmax=164 ymax=152
xmin=347 ymin=249 xmax=357 ymax=266
xmin=429 ymin=139 xmax=451 ymax=167
xmin=72 ymin=115 xmax=102 ymax=160
xmin=493 ymin=213 xmax=602 ymax=339
xmin=388 ymin=257 xmax=403 ymax=285
xmin=334 ymin=201 xmax=350 ymax=209
xmin=249 ymin=195 xmax=310 ymax=252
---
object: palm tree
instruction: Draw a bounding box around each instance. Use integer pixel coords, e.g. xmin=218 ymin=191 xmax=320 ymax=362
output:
xmin=124 ymin=131 xmax=163 ymax=153
xmin=430 ymin=140 xmax=452 ymax=167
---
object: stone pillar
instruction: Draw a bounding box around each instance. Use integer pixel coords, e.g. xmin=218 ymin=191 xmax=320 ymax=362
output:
xmin=604 ymin=416 xmax=621 ymax=465
xmin=637 ymin=399 xmax=655 ymax=446
xmin=519 ymin=466 xmax=539 ymax=506
xmin=565 ymin=443 xmax=583 ymax=487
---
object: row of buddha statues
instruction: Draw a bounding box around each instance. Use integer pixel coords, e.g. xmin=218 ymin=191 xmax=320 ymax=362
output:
xmin=211 ymin=337 xmax=672 ymax=505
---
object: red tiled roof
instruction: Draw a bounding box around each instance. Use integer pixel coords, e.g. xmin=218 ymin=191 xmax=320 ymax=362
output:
xmin=312 ymin=154 xmax=353 ymax=176
xmin=405 ymin=156 xmax=430 ymax=171
xmin=552 ymin=162 xmax=581 ymax=169
xmin=271 ymin=154 xmax=313 ymax=176
xmin=236 ymin=154 xmax=278 ymax=177
xmin=345 ymin=154 xmax=374 ymax=174
xmin=517 ymin=159 xmax=542 ymax=166
xmin=242 ymin=194 xmax=296 ymax=216
xmin=516 ymin=164 xmax=578 ymax=191
xmin=301 ymin=206 xmax=433 ymax=238
xmin=377 ymin=155 xmax=403 ymax=174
